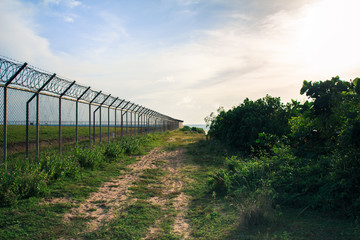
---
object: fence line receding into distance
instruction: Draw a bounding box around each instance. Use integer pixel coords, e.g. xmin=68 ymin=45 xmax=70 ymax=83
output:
xmin=0 ymin=56 xmax=183 ymax=162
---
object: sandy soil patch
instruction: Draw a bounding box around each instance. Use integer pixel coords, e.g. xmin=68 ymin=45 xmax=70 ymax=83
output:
xmin=144 ymin=148 xmax=191 ymax=239
xmin=63 ymin=148 xmax=163 ymax=232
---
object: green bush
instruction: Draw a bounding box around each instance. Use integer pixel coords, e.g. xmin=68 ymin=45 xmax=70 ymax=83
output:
xmin=207 ymin=95 xmax=295 ymax=152
xmin=235 ymin=187 xmax=277 ymax=226
xmin=104 ymin=142 xmax=124 ymax=161
xmin=71 ymin=146 xmax=104 ymax=170
xmin=119 ymin=137 xmax=142 ymax=155
xmin=40 ymin=153 xmax=80 ymax=180
xmin=0 ymin=162 xmax=48 ymax=206
xmin=181 ymin=126 xmax=205 ymax=134
xmin=181 ymin=126 xmax=192 ymax=132
xmin=208 ymin=146 xmax=360 ymax=216
xmin=208 ymin=168 xmax=232 ymax=196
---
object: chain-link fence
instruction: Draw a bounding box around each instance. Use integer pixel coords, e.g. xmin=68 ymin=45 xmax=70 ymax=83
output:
xmin=0 ymin=56 xmax=183 ymax=161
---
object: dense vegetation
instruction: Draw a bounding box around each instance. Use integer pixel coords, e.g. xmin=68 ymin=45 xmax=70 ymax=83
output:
xmin=206 ymin=76 xmax=360 ymax=217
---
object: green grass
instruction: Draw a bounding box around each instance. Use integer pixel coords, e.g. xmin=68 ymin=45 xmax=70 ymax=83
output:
xmin=1 ymin=125 xmax=142 ymax=145
xmin=84 ymin=200 xmax=163 ymax=239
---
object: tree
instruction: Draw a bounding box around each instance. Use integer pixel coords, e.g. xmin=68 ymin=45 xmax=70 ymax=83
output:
xmin=292 ymin=76 xmax=360 ymax=155
xmin=208 ymin=95 xmax=293 ymax=152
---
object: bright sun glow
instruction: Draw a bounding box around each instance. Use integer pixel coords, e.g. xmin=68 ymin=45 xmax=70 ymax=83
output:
xmin=296 ymin=0 xmax=360 ymax=75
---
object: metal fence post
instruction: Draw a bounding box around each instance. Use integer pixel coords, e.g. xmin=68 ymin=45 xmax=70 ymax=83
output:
xmin=114 ymin=100 xmax=125 ymax=139
xmin=108 ymin=97 xmax=118 ymax=142
xmin=130 ymin=106 xmax=133 ymax=137
xmin=76 ymin=86 xmax=90 ymax=145
xmin=144 ymin=110 xmax=149 ymax=134
xmin=25 ymin=74 xmax=56 ymax=158
xmin=59 ymin=81 xmax=75 ymax=154
xmin=121 ymin=109 xmax=123 ymax=138
xmin=125 ymin=103 xmax=134 ymax=137
xmin=37 ymin=74 xmax=56 ymax=158
xmin=146 ymin=111 xmax=151 ymax=134
xmin=133 ymin=105 xmax=141 ymax=136
xmin=93 ymin=94 xmax=110 ymax=143
xmin=137 ymin=107 xmax=145 ymax=135
xmin=89 ymin=91 xmax=101 ymax=147
xmin=3 ymin=62 xmax=27 ymax=165
xmin=120 ymin=102 xmax=130 ymax=138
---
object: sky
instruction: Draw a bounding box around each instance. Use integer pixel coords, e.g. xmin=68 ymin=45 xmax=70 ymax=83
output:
xmin=1 ymin=0 xmax=360 ymax=124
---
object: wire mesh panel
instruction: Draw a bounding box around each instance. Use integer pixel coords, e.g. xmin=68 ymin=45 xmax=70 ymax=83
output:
xmin=2 ymin=88 xmax=37 ymax=157
xmin=77 ymin=101 xmax=90 ymax=144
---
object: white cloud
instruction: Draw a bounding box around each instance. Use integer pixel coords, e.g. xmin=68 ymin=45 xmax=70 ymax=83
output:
xmin=0 ymin=0 xmax=57 ymax=64
xmin=43 ymin=0 xmax=82 ymax=8
xmin=176 ymin=0 xmax=201 ymax=6
xmin=78 ymin=11 xmax=129 ymax=55
xmin=67 ymin=0 xmax=81 ymax=8
xmin=63 ymin=16 xmax=74 ymax=22
xmin=43 ymin=0 xmax=61 ymax=6
xmin=157 ymin=76 xmax=175 ymax=83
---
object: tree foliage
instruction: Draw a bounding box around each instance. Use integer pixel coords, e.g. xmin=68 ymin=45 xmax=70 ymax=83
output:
xmin=208 ymin=95 xmax=295 ymax=153
xmin=206 ymin=76 xmax=360 ymax=216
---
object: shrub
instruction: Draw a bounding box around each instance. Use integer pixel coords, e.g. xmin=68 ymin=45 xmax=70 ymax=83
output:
xmin=207 ymin=95 xmax=294 ymax=152
xmin=208 ymin=146 xmax=360 ymax=216
xmin=119 ymin=137 xmax=142 ymax=155
xmin=104 ymin=142 xmax=123 ymax=161
xmin=181 ymin=126 xmax=192 ymax=131
xmin=71 ymin=146 xmax=104 ymax=170
xmin=181 ymin=126 xmax=205 ymax=134
xmin=235 ymin=188 xmax=277 ymax=226
xmin=40 ymin=153 xmax=80 ymax=180
xmin=0 ymin=162 xmax=47 ymax=206
xmin=208 ymin=169 xmax=232 ymax=196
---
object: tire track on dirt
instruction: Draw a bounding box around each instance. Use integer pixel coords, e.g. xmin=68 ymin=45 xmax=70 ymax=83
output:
xmin=62 ymin=148 xmax=164 ymax=233
xmin=144 ymin=148 xmax=191 ymax=239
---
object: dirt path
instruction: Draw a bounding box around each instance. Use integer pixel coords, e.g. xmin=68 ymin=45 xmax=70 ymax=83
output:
xmin=61 ymin=145 xmax=192 ymax=239
xmin=63 ymin=148 xmax=161 ymax=232
xmin=144 ymin=148 xmax=191 ymax=239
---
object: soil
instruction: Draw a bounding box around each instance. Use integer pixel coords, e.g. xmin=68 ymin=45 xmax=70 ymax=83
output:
xmin=144 ymin=148 xmax=191 ymax=239
xmin=63 ymin=148 xmax=161 ymax=232
xmin=58 ymin=145 xmax=192 ymax=239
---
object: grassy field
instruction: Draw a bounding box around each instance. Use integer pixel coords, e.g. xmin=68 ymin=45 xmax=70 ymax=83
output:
xmin=0 ymin=130 xmax=358 ymax=239
xmin=1 ymin=125 xmax=144 ymax=145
